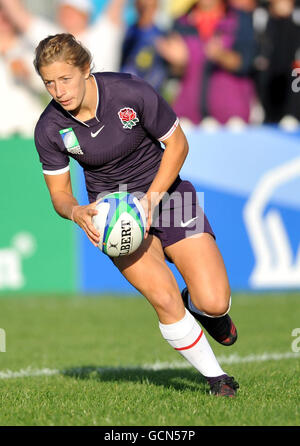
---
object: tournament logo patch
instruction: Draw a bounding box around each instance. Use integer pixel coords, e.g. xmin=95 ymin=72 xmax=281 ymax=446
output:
xmin=59 ymin=128 xmax=84 ymax=155
xmin=118 ymin=108 xmax=139 ymax=129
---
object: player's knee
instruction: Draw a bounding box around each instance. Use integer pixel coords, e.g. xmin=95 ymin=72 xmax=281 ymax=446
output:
xmin=193 ymin=290 xmax=231 ymax=317
xmin=202 ymin=296 xmax=231 ymax=317
xmin=205 ymin=301 xmax=230 ymax=317
xmin=150 ymin=288 xmax=179 ymax=315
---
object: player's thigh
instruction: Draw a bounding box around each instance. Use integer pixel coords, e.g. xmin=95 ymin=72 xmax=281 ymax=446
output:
xmin=164 ymin=233 xmax=231 ymax=316
xmin=112 ymin=235 xmax=185 ymax=323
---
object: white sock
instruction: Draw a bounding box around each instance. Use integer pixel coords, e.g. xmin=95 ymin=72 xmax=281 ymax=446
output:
xmin=159 ymin=309 xmax=225 ymax=378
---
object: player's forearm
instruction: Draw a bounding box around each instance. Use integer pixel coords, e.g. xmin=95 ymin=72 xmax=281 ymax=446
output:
xmin=0 ymin=0 xmax=32 ymax=33
xmin=147 ymin=132 xmax=189 ymax=205
xmin=50 ymin=191 xmax=79 ymax=221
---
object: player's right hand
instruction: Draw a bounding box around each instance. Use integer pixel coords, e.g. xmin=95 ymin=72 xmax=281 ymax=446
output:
xmin=71 ymin=203 xmax=100 ymax=247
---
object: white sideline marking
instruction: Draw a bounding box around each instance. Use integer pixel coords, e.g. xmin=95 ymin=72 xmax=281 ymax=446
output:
xmin=0 ymin=351 xmax=299 ymax=380
xmin=0 ymin=368 xmax=59 ymax=379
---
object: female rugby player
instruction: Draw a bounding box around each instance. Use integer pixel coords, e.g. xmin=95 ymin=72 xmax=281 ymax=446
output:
xmin=33 ymin=33 xmax=239 ymax=397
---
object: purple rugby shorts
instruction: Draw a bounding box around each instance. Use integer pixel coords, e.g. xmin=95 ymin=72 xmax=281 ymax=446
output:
xmin=149 ymin=178 xmax=215 ymax=252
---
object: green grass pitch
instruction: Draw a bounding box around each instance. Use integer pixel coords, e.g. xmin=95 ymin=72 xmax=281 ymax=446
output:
xmin=0 ymin=292 xmax=299 ymax=426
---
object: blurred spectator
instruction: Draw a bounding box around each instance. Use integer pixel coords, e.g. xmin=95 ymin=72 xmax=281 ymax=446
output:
xmin=156 ymin=0 xmax=257 ymax=125
xmin=229 ymin=0 xmax=257 ymax=12
xmin=0 ymin=0 xmax=126 ymax=72
xmin=0 ymin=6 xmax=43 ymax=136
xmin=121 ymin=0 xmax=169 ymax=93
xmin=254 ymin=0 xmax=300 ymax=123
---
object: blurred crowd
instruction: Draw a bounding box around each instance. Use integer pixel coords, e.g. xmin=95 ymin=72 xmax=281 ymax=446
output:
xmin=1 ymin=0 xmax=300 ymax=137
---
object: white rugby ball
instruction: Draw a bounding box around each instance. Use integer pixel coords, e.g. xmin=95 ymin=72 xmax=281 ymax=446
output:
xmin=92 ymin=192 xmax=146 ymax=257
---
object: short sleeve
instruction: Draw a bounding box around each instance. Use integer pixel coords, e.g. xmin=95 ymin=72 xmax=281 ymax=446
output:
xmin=134 ymin=77 xmax=179 ymax=142
xmin=34 ymin=121 xmax=70 ymax=176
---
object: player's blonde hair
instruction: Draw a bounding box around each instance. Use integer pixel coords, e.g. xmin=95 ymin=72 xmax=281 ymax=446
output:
xmin=34 ymin=33 xmax=93 ymax=75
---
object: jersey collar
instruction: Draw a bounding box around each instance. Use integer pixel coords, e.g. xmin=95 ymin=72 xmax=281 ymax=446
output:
xmin=65 ymin=73 xmax=101 ymax=128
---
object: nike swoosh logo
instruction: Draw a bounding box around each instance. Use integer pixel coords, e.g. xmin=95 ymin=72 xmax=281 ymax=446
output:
xmin=91 ymin=125 xmax=105 ymax=138
xmin=180 ymin=217 xmax=199 ymax=228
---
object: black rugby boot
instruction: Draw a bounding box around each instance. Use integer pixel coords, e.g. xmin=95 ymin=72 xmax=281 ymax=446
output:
xmin=181 ymin=287 xmax=238 ymax=346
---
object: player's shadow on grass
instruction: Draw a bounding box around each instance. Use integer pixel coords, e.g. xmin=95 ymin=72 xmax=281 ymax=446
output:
xmin=61 ymin=365 xmax=208 ymax=393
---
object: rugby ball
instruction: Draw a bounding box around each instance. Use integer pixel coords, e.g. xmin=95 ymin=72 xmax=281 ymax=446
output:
xmin=92 ymin=192 xmax=146 ymax=257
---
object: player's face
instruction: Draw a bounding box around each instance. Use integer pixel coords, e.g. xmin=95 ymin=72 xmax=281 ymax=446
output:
xmin=40 ymin=61 xmax=89 ymax=112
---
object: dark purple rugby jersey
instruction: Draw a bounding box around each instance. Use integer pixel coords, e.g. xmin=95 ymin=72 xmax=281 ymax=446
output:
xmin=34 ymin=72 xmax=179 ymax=202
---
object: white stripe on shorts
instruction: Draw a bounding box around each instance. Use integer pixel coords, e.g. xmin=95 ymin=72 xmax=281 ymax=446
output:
xmin=158 ymin=118 xmax=179 ymax=142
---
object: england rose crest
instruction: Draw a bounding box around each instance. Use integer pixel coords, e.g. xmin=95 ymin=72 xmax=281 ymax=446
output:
xmin=118 ymin=108 xmax=139 ymax=129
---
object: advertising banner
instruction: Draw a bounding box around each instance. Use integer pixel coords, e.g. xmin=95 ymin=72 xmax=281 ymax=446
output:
xmin=1 ymin=126 xmax=299 ymax=294
xmin=78 ymin=126 xmax=300 ymax=293
xmin=0 ymin=138 xmax=77 ymax=293
xmin=182 ymin=126 xmax=300 ymax=290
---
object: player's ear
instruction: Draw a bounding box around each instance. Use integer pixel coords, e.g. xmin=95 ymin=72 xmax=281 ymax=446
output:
xmin=82 ymin=63 xmax=91 ymax=80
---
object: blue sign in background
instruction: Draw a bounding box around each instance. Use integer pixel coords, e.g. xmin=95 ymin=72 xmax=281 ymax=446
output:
xmin=76 ymin=126 xmax=300 ymax=294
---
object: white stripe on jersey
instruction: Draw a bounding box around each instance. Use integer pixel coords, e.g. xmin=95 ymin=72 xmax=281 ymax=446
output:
xmin=158 ymin=117 xmax=180 ymax=142
xmin=43 ymin=165 xmax=70 ymax=176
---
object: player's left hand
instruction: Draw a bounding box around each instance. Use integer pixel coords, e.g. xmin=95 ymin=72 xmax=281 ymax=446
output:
xmin=71 ymin=202 xmax=100 ymax=247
